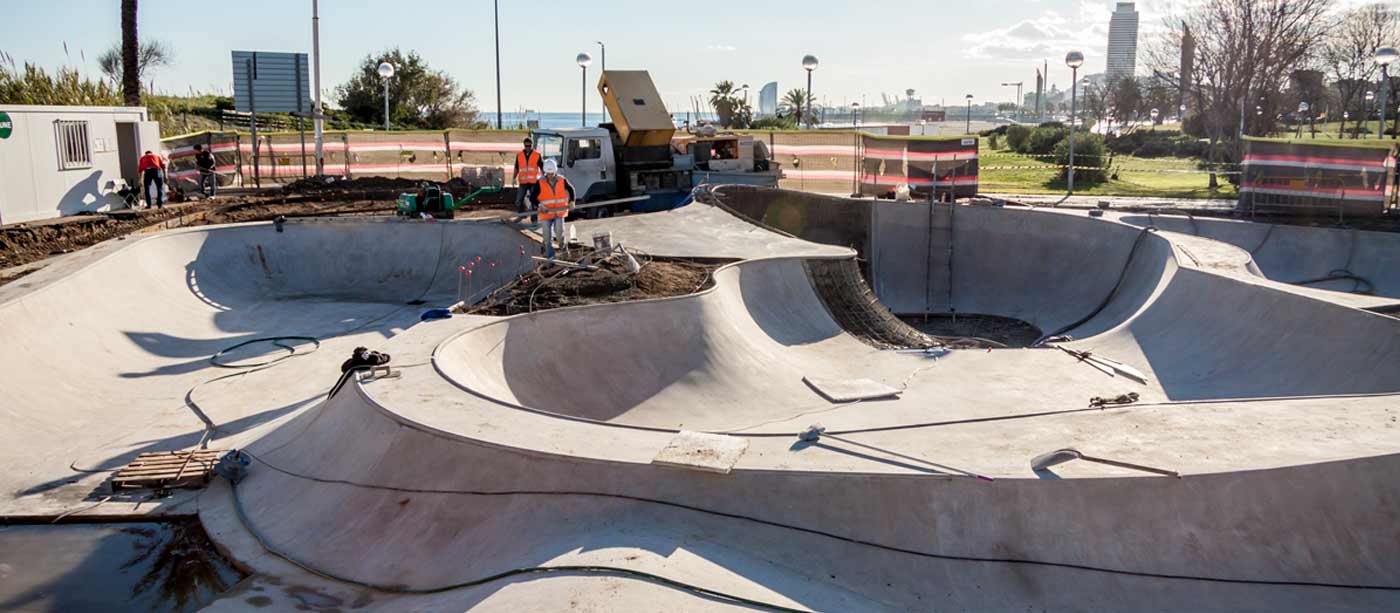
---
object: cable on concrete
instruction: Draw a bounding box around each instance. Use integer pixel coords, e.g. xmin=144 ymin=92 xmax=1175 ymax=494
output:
xmin=1034 ymin=226 xmax=1157 ymax=345
xmin=234 ymin=450 xmax=1400 ymax=592
xmin=210 ymin=336 xmax=321 ymax=369
xmin=227 ymin=476 xmax=807 ymax=611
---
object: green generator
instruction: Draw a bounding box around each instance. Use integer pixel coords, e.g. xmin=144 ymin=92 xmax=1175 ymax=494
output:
xmin=396 ymin=184 xmax=457 ymax=219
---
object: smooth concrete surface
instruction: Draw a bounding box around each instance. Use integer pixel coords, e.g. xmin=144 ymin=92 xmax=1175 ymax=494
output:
xmin=2 ymin=195 xmax=1398 ymax=610
xmin=1119 ymin=212 xmax=1400 ymax=304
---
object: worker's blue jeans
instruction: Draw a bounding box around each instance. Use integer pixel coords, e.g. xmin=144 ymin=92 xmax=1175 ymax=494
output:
xmin=143 ymin=169 xmax=164 ymax=208
xmin=541 ymin=217 xmax=566 ymax=259
xmin=199 ymin=172 xmax=217 ymax=197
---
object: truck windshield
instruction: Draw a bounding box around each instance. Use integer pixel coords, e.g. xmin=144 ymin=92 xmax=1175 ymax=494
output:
xmin=535 ymin=134 xmax=563 ymax=165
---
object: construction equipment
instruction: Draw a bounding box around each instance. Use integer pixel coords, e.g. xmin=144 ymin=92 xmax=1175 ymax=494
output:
xmin=523 ymin=70 xmax=780 ymax=218
xmin=396 ymin=183 xmax=457 ymax=218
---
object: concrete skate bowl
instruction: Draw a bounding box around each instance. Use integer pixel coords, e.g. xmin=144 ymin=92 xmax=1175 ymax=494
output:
xmin=1120 ymin=213 xmax=1400 ymax=303
xmin=708 ymin=186 xmax=1400 ymax=400
xmin=0 ymin=219 xmax=530 ymax=475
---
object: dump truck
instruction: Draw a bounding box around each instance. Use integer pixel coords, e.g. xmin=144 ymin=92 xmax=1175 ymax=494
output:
xmin=526 ymin=70 xmax=780 ymax=217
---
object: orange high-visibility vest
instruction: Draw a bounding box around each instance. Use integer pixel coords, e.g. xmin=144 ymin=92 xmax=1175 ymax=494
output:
xmin=536 ymin=175 xmax=571 ymax=220
xmin=516 ymin=150 xmax=542 ymax=183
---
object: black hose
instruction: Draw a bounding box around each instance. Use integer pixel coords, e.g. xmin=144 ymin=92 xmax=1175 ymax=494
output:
xmin=210 ymin=336 xmax=320 ymax=368
xmin=1035 ymin=226 xmax=1157 ymax=345
xmin=1291 ymin=269 xmax=1375 ymax=295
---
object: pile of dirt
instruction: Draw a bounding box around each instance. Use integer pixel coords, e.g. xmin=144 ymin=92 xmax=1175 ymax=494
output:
xmin=281 ymin=175 xmax=424 ymax=193
xmin=0 ymin=208 xmax=190 ymax=273
xmin=900 ymin=314 xmax=1042 ymax=348
xmin=281 ymin=176 xmax=515 ymax=206
xmin=468 ymin=250 xmax=719 ymax=316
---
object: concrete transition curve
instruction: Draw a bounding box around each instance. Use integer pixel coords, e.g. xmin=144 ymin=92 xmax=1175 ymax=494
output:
xmin=1 ymin=189 xmax=1398 ymax=610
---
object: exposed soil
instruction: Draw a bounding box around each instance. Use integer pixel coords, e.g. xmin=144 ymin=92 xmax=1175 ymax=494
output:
xmin=1 ymin=179 xmax=515 ymax=287
xmin=468 ymin=249 xmax=720 ymax=316
xmin=900 ymin=313 xmax=1042 ymax=348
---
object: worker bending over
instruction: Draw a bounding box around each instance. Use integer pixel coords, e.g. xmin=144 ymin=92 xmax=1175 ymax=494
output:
xmin=513 ymin=136 xmax=543 ymax=222
xmin=137 ymin=150 xmax=167 ymax=209
xmin=529 ymin=159 xmax=575 ymax=259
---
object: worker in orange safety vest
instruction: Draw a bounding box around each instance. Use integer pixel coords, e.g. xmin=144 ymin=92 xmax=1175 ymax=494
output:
xmin=528 ymin=159 xmax=576 ymax=259
xmin=513 ymin=136 xmax=544 ymax=222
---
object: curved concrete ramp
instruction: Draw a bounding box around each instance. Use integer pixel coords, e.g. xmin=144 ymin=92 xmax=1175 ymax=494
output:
xmin=1120 ymin=213 xmax=1400 ymax=304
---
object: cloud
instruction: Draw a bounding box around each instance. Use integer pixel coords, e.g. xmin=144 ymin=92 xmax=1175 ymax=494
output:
xmin=705 ymin=44 xmax=737 ymax=52
xmin=961 ymin=10 xmax=1106 ymax=62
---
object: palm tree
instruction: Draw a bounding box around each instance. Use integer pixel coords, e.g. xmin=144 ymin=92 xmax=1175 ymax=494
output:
xmin=781 ymin=88 xmax=812 ymax=126
xmin=709 ymin=80 xmax=738 ymax=127
xmin=121 ymin=0 xmax=140 ymax=105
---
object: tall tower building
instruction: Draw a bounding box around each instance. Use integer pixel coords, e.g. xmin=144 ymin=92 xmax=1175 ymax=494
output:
xmin=1106 ymin=2 xmax=1140 ymax=82
xmin=758 ymin=82 xmax=778 ymax=117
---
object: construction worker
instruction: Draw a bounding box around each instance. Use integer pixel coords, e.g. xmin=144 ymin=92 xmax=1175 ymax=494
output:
xmin=193 ymin=144 xmax=217 ymax=198
xmin=513 ymin=136 xmax=543 ymax=221
xmin=137 ymin=150 xmax=167 ymax=209
xmin=529 ymin=159 xmax=575 ymax=259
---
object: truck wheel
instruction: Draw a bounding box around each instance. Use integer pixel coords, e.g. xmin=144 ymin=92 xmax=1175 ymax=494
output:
xmin=587 ymin=204 xmax=613 ymax=219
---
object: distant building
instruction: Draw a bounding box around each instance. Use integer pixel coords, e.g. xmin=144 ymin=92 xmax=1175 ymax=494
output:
xmin=1106 ymin=2 xmax=1140 ymax=82
xmin=758 ymin=82 xmax=778 ymax=117
xmin=1180 ymin=22 xmax=1195 ymax=114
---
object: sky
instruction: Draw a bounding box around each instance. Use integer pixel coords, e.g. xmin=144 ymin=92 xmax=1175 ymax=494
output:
xmin=0 ymin=1 xmax=1390 ymax=115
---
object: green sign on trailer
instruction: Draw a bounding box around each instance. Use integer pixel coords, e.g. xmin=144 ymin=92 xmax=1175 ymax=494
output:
xmin=0 ymin=111 xmax=12 ymax=139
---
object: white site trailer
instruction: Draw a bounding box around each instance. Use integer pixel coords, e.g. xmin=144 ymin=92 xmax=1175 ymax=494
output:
xmin=0 ymin=104 xmax=162 ymax=225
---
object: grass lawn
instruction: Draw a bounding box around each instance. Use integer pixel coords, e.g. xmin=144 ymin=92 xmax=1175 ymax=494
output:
xmin=978 ymin=143 xmax=1239 ymax=200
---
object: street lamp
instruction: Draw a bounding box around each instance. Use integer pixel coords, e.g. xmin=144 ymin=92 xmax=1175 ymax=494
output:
xmin=1150 ymin=108 xmax=1159 ymax=129
xmin=596 ymin=41 xmax=606 ymax=123
xmin=377 ymin=61 xmax=395 ymax=131
xmin=1374 ymin=47 xmax=1398 ymax=138
xmin=1298 ymin=101 xmax=1311 ymax=138
xmin=576 ymin=52 xmax=593 ymax=127
xmin=802 ymin=54 xmax=819 ymax=129
xmin=964 ymin=94 xmax=974 ymax=134
xmin=1064 ymin=50 xmax=1085 ymax=200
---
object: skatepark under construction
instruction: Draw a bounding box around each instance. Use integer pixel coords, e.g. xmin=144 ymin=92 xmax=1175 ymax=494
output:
xmin=1 ymin=185 xmax=1399 ymax=611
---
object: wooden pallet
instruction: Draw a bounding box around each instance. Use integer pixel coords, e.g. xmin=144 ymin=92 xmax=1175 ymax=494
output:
xmin=111 ymin=449 xmax=223 ymax=491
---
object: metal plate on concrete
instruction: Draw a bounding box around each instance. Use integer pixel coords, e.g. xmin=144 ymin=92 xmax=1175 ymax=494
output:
xmin=651 ymin=430 xmax=749 ymax=474
xmin=802 ymin=376 xmax=902 ymax=403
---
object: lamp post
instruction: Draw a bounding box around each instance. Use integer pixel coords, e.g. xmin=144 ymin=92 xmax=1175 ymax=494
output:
xmin=964 ymin=94 xmax=974 ymax=134
xmin=1065 ymin=50 xmax=1085 ymax=199
xmin=1150 ymin=107 xmax=1159 ymax=130
xmin=377 ymin=61 xmax=395 ymax=131
xmin=850 ymin=102 xmax=861 ymax=197
xmin=596 ymin=41 xmax=606 ymax=123
xmin=312 ymin=0 xmax=324 ymax=174
xmin=1297 ymin=101 xmax=1310 ymax=138
xmin=1375 ymin=47 xmax=1399 ymax=138
xmin=576 ymin=52 xmax=593 ymax=127
xmin=494 ymin=0 xmax=502 ymax=129
xmin=802 ymin=54 xmax=819 ymax=129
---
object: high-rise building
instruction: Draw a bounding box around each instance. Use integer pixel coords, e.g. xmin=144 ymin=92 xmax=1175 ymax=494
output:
xmin=758 ymin=82 xmax=778 ymax=117
xmin=1106 ymin=2 xmax=1139 ymax=82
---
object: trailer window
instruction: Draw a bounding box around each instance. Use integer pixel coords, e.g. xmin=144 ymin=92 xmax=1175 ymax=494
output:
xmin=568 ymin=138 xmax=603 ymax=161
xmin=55 ymin=120 xmax=92 ymax=170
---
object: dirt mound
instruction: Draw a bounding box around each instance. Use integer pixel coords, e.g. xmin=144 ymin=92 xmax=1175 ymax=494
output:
xmin=281 ymin=176 xmax=423 ymax=193
xmin=468 ymin=250 xmax=719 ymax=316
xmin=1 ymin=208 xmax=190 ymax=273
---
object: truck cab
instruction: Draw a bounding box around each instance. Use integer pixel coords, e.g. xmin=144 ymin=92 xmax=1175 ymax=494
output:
xmin=530 ymin=128 xmax=616 ymax=204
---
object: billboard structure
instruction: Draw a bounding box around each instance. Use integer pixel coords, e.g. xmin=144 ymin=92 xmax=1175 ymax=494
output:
xmin=232 ymin=51 xmax=311 ymax=186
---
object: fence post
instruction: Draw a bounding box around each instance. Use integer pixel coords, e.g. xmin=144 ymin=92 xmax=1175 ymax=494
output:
xmin=444 ymin=130 xmax=453 ymax=182
xmin=344 ymin=133 xmax=353 ymax=180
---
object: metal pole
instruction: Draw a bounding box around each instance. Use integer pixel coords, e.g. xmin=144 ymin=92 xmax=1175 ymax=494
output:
xmin=1068 ymin=66 xmax=1077 ymax=196
xmin=965 ymin=99 xmax=971 ymax=134
xmin=383 ymin=77 xmax=390 ymax=131
xmin=599 ymin=42 xmax=607 ymax=124
xmin=494 ymin=0 xmax=502 ymax=129
xmin=805 ymin=69 xmax=813 ymax=129
xmin=581 ymin=66 xmax=587 ymax=127
xmin=248 ymin=58 xmax=260 ymax=188
xmin=312 ymin=0 xmax=324 ymax=175
xmin=1381 ymin=65 xmax=1390 ymax=140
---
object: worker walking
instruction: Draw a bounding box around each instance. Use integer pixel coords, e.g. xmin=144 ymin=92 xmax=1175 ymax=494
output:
xmin=529 ymin=159 xmax=575 ymax=259
xmin=138 ymin=150 xmax=167 ymax=209
xmin=193 ymin=144 xmax=217 ymax=198
xmin=513 ymin=136 xmax=543 ymax=222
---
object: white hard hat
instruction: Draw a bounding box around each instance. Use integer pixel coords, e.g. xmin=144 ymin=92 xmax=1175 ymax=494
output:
xmin=542 ymin=159 xmax=558 ymax=174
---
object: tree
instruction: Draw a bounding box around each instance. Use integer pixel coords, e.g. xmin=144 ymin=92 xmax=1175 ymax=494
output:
xmin=335 ymin=49 xmax=479 ymax=129
xmin=780 ymin=88 xmax=814 ymax=127
xmin=121 ymin=0 xmax=139 ymax=105
xmin=1107 ymin=77 xmax=1144 ymax=129
xmin=1147 ymin=0 xmax=1331 ymax=187
xmin=709 ymin=81 xmax=743 ymax=128
xmin=1324 ymin=4 xmax=1396 ymax=138
xmin=98 ymin=40 xmax=171 ymax=86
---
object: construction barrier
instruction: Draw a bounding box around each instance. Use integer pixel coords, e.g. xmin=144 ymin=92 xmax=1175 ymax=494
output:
xmin=163 ymin=128 xmax=980 ymax=198
xmin=747 ymin=130 xmax=978 ymax=197
xmin=1239 ymin=137 xmax=1397 ymax=218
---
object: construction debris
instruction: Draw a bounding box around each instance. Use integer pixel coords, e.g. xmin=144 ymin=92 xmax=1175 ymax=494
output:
xmin=112 ymin=449 xmax=222 ymax=491
xmin=465 ymin=246 xmax=719 ymax=316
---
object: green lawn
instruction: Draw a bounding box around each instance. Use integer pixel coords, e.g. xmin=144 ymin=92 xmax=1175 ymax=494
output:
xmin=978 ymin=143 xmax=1239 ymax=200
